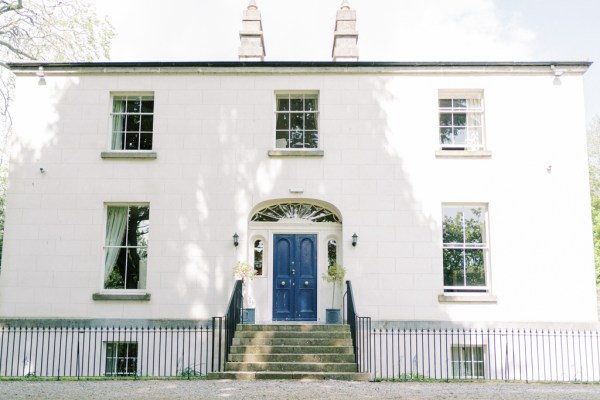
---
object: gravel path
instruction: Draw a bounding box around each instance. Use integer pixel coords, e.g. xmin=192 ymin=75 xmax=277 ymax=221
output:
xmin=1 ymin=380 xmax=599 ymax=400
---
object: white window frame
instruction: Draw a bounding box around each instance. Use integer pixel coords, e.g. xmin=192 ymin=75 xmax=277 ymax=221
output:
xmin=109 ymin=92 xmax=155 ymax=151
xmin=438 ymin=90 xmax=485 ymax=151
xmin=104 ymin=341 xmax=139 ymax=376
xmin=274 ymin=92 xmax=320 ymax=150
xmin=103 ymin=203 xmax=150 ymax=292
xmin=442 ymin=203 xmax=489 ymax=293
xmin=451 ymin=345 xmax=485 ymax=379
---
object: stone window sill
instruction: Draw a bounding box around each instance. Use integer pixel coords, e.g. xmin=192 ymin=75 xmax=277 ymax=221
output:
xmin=92 ymin=292 xmax=151 ymax=301
xmin=101 ymin=151 xmax=157 ymax=159
xmin=438 ymin=294 xmax=497 ymax=303
xmin=435 ymin=150 xmax=492 ymax=158
xmin=268 ymin=149 xmax=324 ymax=157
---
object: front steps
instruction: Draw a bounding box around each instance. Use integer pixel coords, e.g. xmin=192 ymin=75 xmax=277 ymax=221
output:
xmin=209 ymin=324 xmax=370 ymax=381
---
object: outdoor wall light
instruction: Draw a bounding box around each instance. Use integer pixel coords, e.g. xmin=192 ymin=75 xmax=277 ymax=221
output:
xmin=352 ymin=233 xmax=358 ymax=247
xmin=37 ymin=66 xmax=46 ymax=86
xmin=233 ymin=233 xmax=239 ymax=247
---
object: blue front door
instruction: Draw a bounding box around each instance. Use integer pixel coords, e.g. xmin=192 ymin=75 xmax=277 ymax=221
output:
xmin=273 ymin=234 xmax=317 ymax=321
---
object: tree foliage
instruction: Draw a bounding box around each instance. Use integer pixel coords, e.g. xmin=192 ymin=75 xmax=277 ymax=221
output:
xmin=0 ymin=0 xmax=113 ymax=267
xmin=588 ymin=116 xmax=600 ymax=284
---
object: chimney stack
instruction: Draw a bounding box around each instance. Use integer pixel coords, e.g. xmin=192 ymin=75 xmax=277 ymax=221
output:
xmin=332 ymin=0 xmax=358 ymax=62
xmin=238 ymin=0 xmax=265 ymax=61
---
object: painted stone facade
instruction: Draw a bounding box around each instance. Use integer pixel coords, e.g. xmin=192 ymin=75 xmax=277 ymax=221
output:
xmin=0 ymin=62 xmax=596 ymax=324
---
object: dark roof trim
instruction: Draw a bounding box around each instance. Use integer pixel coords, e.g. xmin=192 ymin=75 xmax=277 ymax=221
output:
xmin=5 ymin=60 xmax=593 ymax=70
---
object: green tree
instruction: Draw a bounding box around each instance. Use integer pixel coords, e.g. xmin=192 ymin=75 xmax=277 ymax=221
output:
xmin=588 ymin=116 xmax=600 ymax=284
xmin=0 ymin=0 xmax=114 ymax=267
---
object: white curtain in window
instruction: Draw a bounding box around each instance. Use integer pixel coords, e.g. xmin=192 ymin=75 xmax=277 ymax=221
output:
xmin=104 ymin=206 xmax=128 ymax=285
xmin=466 ymin=98 xmax=482 ymax=148
xmin=111 ymin=100 xmax=125 ymax=150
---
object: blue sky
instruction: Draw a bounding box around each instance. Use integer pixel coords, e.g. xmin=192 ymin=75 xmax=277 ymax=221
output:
xmin=90 ymin=0 xmax=599 ymax=124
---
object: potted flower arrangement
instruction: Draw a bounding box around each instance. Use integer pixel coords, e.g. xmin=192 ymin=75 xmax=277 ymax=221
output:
xmin=322 ymin=263 xmax=346 ymax=324
xmin=233 ymin=261 xmax=256 ymax=323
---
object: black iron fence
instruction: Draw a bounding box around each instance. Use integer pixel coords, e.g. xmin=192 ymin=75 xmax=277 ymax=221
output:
xmin=0 ymin=325 xmax=215 ymax=378
xmin=371 ymin=328 xmax=600 ymax=382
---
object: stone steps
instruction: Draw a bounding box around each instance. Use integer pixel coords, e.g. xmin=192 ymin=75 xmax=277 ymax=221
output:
xmin=208 ymin=323 xmax=370 ymax=381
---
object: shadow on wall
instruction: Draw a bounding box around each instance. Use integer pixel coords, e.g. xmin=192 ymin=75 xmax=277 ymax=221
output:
xmin=0 ymin=70 xmax=452 ymax=323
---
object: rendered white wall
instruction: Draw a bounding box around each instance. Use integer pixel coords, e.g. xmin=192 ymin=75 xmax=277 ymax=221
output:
xmin=0 ymin=68 xmax=595 ymax=323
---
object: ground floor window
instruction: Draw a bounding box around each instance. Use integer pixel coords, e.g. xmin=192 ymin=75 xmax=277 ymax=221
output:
xmin=105 ymin=342 xmax=138 ymax=376
xmin=442 ymin=204 xmax=488 ymax=292
xmin=452 ymin=345 xmax=484 ymax=378
xmin=104 ymin=204 xmax=149 ymax=289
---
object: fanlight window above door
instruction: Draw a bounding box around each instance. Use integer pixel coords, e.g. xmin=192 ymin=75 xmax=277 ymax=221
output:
xmin=251 ymin=203 xmax=341 ymax=223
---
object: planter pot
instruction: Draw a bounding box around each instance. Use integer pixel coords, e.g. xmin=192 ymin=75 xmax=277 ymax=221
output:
xmin=325 ymin=308 xmax=342 ymax=324
xmin=241 ymin=308 xmax=255 ymax=324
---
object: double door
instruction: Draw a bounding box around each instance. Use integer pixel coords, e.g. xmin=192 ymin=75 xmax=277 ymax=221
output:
xmin=272 ymin=234 xmax=317 ymax=321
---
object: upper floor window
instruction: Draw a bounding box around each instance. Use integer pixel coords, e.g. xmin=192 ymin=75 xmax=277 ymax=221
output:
xmin=275 ymin=93 xmax=319 ymax=149
xmin=111 ymin=94 xmax=154 ymax=151
xmin=439 ymin=92 xmax=484 ymax=151
xmin=442 ymin=204 xmax=488 ymax=292
xmin=104 ymin=204 xmax=149 ymax=290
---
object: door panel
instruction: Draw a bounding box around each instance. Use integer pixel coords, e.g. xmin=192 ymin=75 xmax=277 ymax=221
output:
xmin=273 ymin=234 xmax=317 ymax=321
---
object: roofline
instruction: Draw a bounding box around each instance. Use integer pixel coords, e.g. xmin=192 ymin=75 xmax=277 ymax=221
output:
xmin=5 ymin=60 xmax=593 ymax=70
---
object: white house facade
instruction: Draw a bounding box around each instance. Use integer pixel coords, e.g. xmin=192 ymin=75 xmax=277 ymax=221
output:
xmin=0 ymin=59 xmax=595 ymax=326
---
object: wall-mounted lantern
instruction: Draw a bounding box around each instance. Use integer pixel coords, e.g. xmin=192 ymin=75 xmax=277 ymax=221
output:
xmin=352 ymin=233 xmax=358 ymax=247
xmin=233 ymin=233 xmax=239 ymax=247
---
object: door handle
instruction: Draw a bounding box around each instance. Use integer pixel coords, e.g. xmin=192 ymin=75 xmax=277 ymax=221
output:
xmin=304 ymin=281 xmax=309 ymax=286
xmin=291 ymin=269 xmax=296 ymax=275
xmin=281 ymin=281 xmax=286 ymax=286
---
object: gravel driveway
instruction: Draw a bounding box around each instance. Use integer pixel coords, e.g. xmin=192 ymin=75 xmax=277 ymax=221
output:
xmin=1 ymin=380 xmax=599 ymax=400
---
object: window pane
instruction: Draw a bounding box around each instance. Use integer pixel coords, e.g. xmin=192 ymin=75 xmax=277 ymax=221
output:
xmin=140 ymin=115 xmax=153 ymax=131
xmin=443 ymin=249 xmax=465 ymax=286
xmin=290 ymin=129 xmax=304 ymax=148
xmin=254 ymin=240 xmax=263 ymax=275
xmin=125 ymin=132 xmax=139 ymax=150
xmin=465 ymin=249 xmax=485 ymax=286
xmin=328 ymin=240 xmax=337 ymax=267
xmin=440 ymin=128 xmax=453 ymax=144
xmin=291 ymin=113 xmax=303 ymax=130
xmin=275 ymin=131 xmax=289 ymax=148
xmin=129 ymin=206 xmax=150 ymax=246
xmin=439 ymin=113 xmax=452 ymax=126
xmin=276 ymin=113 xmax=289 ymax=130
xmin=290 ymin=98 xmax=303 ymax=111
xmin=439 ymin=99 xmax=452 ymax=108
xmin=305 ymin=113 xmax=317 ymax=130
xmin=126 ymin=115 xmax=141 ymax=132
xmin=104 ymin=247 xmax=126 ymax=289
xmin=277 ymin=97 xmax=289 ymax=111
xmin=141 ymin=99 xmax=154 ymax=113
xmin=304 ymin=97 xmax=317 ymax=111
xmin=453 ymin=99 xmax=467 ymax=108
xmin=305 ymin=131 xmax=318 ymax=148
xmin=464 ymin=207 xmax=484 ymax=243
xmin=453 ymin=113 xmax=466 ymax=126
xmin=453 ymin=128 xmax=466 ymax=144
xmin=126 ymin=98 xmax=141 ymax=113
xmin=126 ymin=248 xmax=143 ymax=289
xmin=112 ymin=114 xmax=126 ymax=131
xmin=140 ymin=132 xmax=153 ymax=150
xmin=113 ymin=97 xmax=126 ymax=112
xmin=442 ymin=207 xmax=463 ymax=244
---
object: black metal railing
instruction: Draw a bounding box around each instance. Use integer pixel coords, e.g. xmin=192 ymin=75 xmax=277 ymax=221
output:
xmin=0 ymin=326 xmax=214 ymax=378
xmin=211 ymin=279 xmax=243 ymax=372
xmin=345 ymin=280 xmax=371 ymax=373
xmin=370 ymin=328 xmax=600 ymax=382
